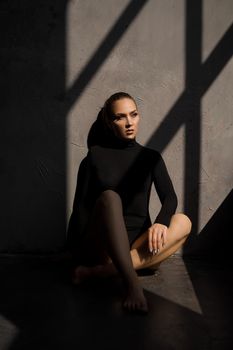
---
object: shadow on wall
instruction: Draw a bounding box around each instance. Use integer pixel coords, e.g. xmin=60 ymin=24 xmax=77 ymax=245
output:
xmin=0 ymin=1 xmax=68 ymax=252
xmin=146 ymin=1 xmax=233 ymax=257
xmin=0 ymin=0 xmax=149 ymax=253
xmin=184 ymin=189 xmax=233 ymax=263
xmin=1 ymin=0 xmax=232 ymax=255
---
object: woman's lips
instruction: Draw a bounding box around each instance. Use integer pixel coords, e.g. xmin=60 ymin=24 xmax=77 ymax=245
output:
xmin=126 ymin=130 xmax=134 ymax=133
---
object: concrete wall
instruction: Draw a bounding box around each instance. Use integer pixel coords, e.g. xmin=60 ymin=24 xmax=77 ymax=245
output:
xmin=1 ymin=1 xmax=67 ymax=252
xmin=1 ymin=0 xmax=232 ymax=253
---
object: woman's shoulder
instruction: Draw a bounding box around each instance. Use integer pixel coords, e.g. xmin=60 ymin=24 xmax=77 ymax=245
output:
xmin=137 ymin=142 xmax=162 ymax=158
xmin=88 ymin=144 xmax=104 ymax=156
xmin=87 ymin=145 xmax=107 ymax=164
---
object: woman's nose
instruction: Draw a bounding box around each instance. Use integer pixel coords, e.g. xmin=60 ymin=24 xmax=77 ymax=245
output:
xmin=126 ymin=116 xmax=133 ymax=126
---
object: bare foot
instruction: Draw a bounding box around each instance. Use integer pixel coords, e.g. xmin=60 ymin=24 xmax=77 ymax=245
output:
xmin=123 ymin=284 xmax=148 ymax=314
xmin=71 ymin=265 xmax=93 ymax=285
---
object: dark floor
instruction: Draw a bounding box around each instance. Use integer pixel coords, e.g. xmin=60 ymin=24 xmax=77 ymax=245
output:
xmin=0 ymin=255 xmax=232 ymax=350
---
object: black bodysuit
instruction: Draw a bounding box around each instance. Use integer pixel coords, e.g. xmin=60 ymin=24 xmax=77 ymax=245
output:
xmin=67 ymin=136 xmax=178 ymax=248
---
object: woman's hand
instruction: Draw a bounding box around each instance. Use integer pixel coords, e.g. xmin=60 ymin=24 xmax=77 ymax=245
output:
xmin=148 ymin=223 xmax=168 ymax=255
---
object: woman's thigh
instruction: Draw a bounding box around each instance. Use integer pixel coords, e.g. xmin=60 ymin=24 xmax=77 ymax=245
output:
xmin=76 ymin=201 xmax=111 ymax=265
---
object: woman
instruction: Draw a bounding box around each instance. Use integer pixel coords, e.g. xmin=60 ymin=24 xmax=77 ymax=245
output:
xmin=67 ymin=92 xmax=192 ymax=314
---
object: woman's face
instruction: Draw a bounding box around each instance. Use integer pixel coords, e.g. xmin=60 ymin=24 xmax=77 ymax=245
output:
xmin=109 ymin=98 xmax=140 ymax=141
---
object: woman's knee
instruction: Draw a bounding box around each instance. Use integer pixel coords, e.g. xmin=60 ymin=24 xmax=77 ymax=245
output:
xmin=96 ymin=189 xmax=122 ymax=208
xmin=170 ymin=213 xmax=192 ymax=237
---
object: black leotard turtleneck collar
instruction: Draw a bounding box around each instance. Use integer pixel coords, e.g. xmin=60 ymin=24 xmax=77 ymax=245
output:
xmin=107 ymin=134 xmax=137 ymax=149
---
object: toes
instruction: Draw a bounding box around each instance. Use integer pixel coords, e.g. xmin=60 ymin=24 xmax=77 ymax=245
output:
xmin=123 ymin=299 xmax=148 ymax=314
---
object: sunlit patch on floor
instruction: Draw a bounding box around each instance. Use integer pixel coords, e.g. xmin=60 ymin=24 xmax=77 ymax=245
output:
xmin=140 ymin=255 xmax=202 ymax=314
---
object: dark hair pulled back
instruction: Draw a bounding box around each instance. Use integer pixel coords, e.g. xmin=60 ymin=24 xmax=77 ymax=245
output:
xmin=87 ymin=92 xmax=136 ymax=148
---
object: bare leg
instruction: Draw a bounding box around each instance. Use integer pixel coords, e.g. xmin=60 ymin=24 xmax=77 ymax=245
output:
xmin=73 ymin=190 xmax=148 ymax=313
xmin=74 ymin=213 xmax=192 ymax=279
xmin=131 ymin=213 xmax=192 ymax=270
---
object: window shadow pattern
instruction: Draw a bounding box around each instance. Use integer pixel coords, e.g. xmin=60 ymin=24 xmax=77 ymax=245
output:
xmin=0 ymin=0 xmax=233 ymax=348
xmin=1 ymin=0 xmax=232 ymax=255
xmin=64 ymin=1 xmax=233 ymax=347
xmin=0 ymin=0 xmax=149 ymax=253
xmin=65 ymin=0 xmax=233 ymax=259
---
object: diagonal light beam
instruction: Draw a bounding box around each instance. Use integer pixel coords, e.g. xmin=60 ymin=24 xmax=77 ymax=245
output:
xmin=64 ymin=0 xmax=149 ymax=110
xmin=147 ymin=22 xmax=233 ymax=154
xmin=200 ymin=22 xmax=233 ymax=95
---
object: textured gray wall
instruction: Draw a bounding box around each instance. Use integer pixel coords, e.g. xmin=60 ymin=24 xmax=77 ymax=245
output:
xmin=1 ymin=1 xmax=67 ymax=252
xmin=1 ymin=0 xmax=232 ymax=253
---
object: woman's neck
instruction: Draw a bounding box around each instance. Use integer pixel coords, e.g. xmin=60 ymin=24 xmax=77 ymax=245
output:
xmin=108 ymin=134 xmax=137 ymax=149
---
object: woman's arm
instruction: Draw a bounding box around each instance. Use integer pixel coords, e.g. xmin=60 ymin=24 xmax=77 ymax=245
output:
xmin=152 ymin=151 xmax=178 ymax=227
xmin=148 ymin=151 xmax=178 ymax=254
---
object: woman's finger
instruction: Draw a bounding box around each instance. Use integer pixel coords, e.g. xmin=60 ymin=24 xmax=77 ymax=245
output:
xmin=149 ymin=224 xmax=168 ymax=254
xmin=148 ymin=227 xmax=153 ymax=253
xmin=152 ymin=232 xmax=158 ymax=253
xmin=162 ymin=227 xmax=168 ymax=247
xmin=157 ymin=230 xmax=163 ymax=252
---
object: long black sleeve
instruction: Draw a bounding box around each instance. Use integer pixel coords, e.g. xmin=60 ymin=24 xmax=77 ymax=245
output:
xmin=152 ymin=152 xmax=178 ymax=227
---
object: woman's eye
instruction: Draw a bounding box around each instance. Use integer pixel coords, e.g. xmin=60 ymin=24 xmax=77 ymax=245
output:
xmin=113 ymin=116 xmax=123 ymax=121
xmin=132 ymin=112 xmax=138 ymax=117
